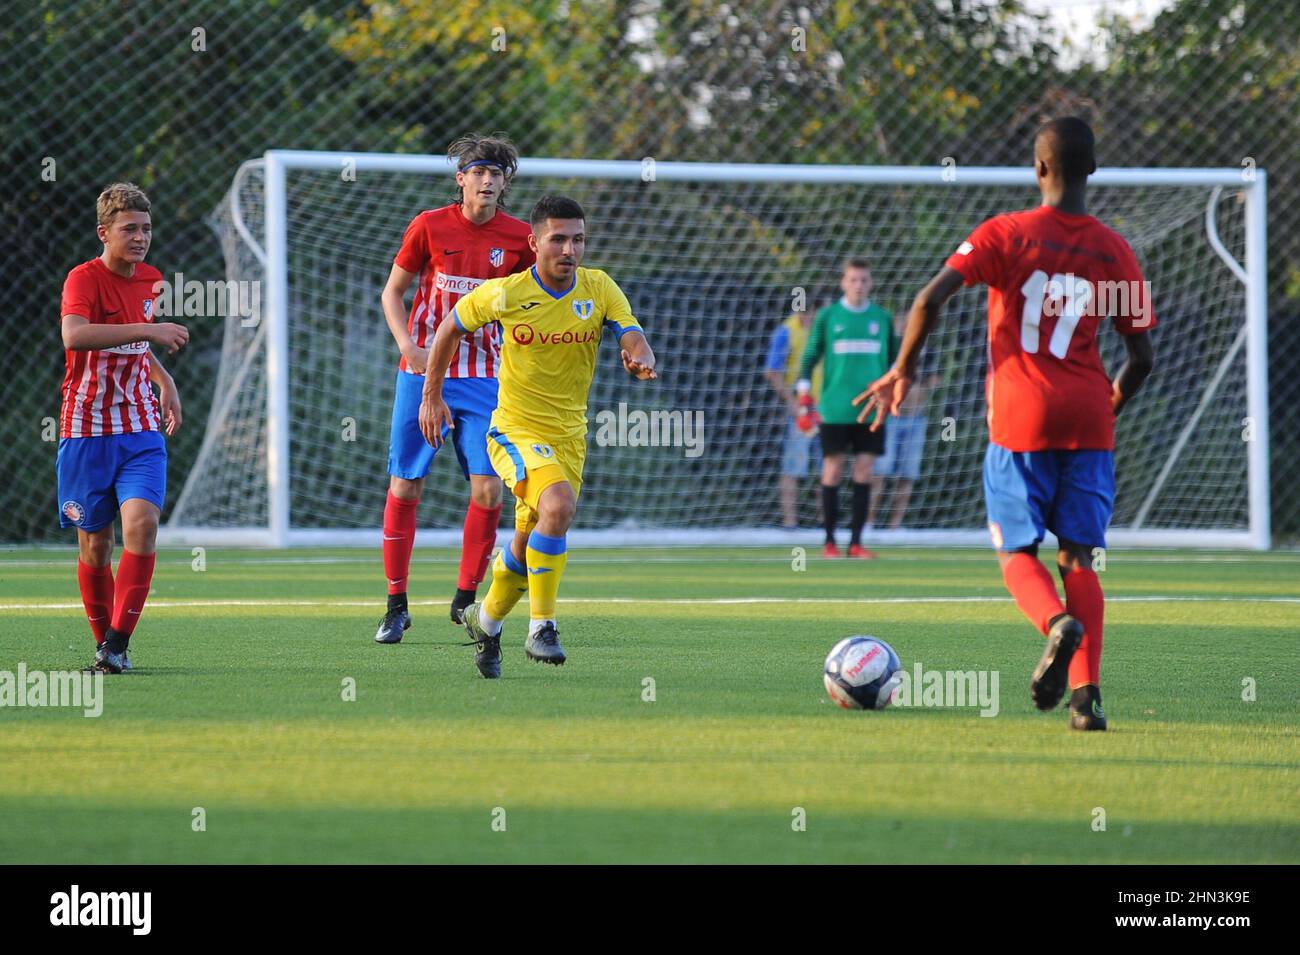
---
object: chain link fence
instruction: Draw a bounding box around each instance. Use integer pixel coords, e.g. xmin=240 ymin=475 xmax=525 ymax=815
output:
xmin=2 ymin=0 xmax=1296 ymax=544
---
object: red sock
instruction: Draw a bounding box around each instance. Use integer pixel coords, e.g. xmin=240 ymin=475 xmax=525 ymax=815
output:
xmin=1064 ymin=567 xmax=1104 ymax=689
xmin=383 ymin=491 xmax=420 ymax=595
xmin=458 ymin=500 xmax=502 ymax=591
xmin=77 ymin=559 xmax=115 ymax=646
xmin=1000 ymin=552 xmax=1065 ymax=636
xmin=111 ymin=550 xmax=156 ymax=637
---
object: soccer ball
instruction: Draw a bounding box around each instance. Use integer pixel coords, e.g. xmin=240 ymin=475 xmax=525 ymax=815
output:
xmin=823 ymin=636 xmax=903 ymax=710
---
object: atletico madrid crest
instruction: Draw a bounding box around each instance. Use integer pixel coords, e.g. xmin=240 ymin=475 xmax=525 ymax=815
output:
xmin=489 ymin=247 xmax=504 ymax=267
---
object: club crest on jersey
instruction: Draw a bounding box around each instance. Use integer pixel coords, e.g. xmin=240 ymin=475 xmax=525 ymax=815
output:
xmin=572 ymin=299 xmax=595 ymax=321
xmin=62 ymin=501 xmax=85 ymax=525
xmin=142 ymin=299 xmax=153 ymax=320
xmin=531 ymin=443 xmax=554 ymax=458
xmin=869 ymin=321 xmax=879 ymax=335
xmin=489 ymin=247 xmax=504 ymax=267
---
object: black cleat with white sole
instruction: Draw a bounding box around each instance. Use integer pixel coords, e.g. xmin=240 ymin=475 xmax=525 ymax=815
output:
xmin=1030 ymin=613 xmax=1084 ymax=711
xmin=374 ymin=608 xmax=412 ymax=644
xmin=462 ymin=602 xmax=501 ymax=679
xmin=85 ymin=633 xmax=129 ymax=674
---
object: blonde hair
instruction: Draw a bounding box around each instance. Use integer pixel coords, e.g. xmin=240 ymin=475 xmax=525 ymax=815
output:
xmin=96 ymin=182 xmax=151 ymax=227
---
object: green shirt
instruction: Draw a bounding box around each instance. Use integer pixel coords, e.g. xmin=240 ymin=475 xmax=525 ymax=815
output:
xmin=798 ymin=299 xmax=896 ymax=425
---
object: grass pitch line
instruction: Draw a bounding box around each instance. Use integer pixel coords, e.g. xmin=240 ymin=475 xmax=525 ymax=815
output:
xmin=4 ymin=553 xmax=1300 ymax=568
xmin=5 ymin=595 xmax=1300 ymax=611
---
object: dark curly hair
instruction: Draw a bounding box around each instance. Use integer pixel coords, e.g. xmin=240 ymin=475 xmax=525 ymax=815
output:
xmin=529 ymin=195 xmax=585 ymax=231
xmin=447 ymin=133 xmax=520 ymax=209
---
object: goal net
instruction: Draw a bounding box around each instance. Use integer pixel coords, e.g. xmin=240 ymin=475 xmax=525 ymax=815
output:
xmin=169 ymin=154 xmax=1269 ymax=548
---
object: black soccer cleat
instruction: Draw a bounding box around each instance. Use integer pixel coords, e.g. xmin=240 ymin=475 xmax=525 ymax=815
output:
xmin=374 ymin=608 xmax=412 ymax=644
xmin=524 ymin=623 xmax=566 ymax=666
xmin=1030 ymin=613 xmax=1085 ymax=711
xmin=85 ymin=641 xmax=127 ymax=675
xmin=1069 ymin=685 xmax=1108 ymax=731
xmin=450 ymin=588 xmax=477 ymax=626
xmin=462 ymin=602 xmax=501 ymax=679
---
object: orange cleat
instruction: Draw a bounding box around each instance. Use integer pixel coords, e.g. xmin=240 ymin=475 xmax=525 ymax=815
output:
xmin=822 ymin=542 xmax=842 ymax=559
xmin=847 ymin=543 xmax=877 ymax=559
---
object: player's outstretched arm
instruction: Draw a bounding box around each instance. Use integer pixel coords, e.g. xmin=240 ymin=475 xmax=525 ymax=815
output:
xmin=381 ymin=263 xmax=426 ymax=372
xmin=619 ymin=329 xmax=657 ymax=380
xmin=149 ymin=353 xmax=182 ymax=435
xmin=853 ymin=265 xmax=963 ymax=429
xmin=61 ymin=314 xmax=189 ymax=353
xmin=1111 ymin=331 xmax=1155 ymax=416
xmin=418 ymin=315 xmax=467 ymax=447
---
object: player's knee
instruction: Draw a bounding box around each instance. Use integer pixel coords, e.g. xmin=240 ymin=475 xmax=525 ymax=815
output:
xmin=997 ymin=544 xmax=1038 ymax=567
xmin=1056 ymin=544 xmax=1092 ymax=576
xmin=79 ymin=532 xmax=113 ymax=567
xmin=471 ymin=478 xmax=503 ymax=509
xmin=537 ymin=486 xmax=577 ymax=530
xmin=389 ymin=476 xmax=423 ymax=501
xmin=122 ymin=514 xmax=159 ymax=553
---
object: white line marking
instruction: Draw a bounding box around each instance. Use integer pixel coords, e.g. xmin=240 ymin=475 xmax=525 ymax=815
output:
xmin=4 ymin=553 xmax=1300 ymax=569
xmin=3 ymin=595 xmax=1299 ymax=611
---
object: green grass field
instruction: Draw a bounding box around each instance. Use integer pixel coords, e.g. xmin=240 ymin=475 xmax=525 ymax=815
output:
xmin=1 ymin=545 xmax=1297 ymax=863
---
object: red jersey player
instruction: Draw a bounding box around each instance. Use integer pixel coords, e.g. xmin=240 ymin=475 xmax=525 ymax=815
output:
xmin=58 ymin=183 xmax=189 ymax=673
xmin=856 ymin=117 xmax=1156 ymax=731
xmin=373 ymin=135 xmax=535 ymax=643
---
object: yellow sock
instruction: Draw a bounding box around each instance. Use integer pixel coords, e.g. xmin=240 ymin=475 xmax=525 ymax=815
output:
xmin=525 ymin=530 xmax=568 ymax=621
xmin=482 ymin=547 xmax=528 ymax=623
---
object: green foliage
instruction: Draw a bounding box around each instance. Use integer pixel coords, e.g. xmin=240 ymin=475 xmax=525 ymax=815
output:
xmin=2 ymin=0 xmax=1297 ymax=541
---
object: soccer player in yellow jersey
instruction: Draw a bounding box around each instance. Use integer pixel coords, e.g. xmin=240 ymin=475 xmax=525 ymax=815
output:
xmin=419 ymin=195 xmax=657 ymax=678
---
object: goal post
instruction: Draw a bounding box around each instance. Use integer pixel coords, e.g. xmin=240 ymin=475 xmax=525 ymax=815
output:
xmin=164 ymin=152 xmax=1269 ymax=549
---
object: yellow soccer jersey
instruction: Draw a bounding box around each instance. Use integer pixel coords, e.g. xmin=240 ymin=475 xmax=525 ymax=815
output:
xmin=452 ymin=265 xmax=643 ymax=440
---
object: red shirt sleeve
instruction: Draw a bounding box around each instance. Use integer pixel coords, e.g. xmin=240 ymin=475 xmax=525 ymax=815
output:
xmin=945 ymin=216 xmax=1007 ymax=287
xmin=60 ymin=267 xmax=96 ymax=320
xmin=393 ymin=214 xmax=429 ymax=274
xmin=1109 ymin=236 xmax=1157 ymax=334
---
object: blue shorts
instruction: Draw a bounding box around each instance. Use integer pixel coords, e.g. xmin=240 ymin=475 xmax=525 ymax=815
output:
xmin=388 ymin=372 xmax=498 ymax=480
xmin=781 ymin=417 xmax=822 ymax=477
xmin=983 ymin=443 xmax=1114 ymax=551
xmin=876 ymin=414 xmax=926 ymax=481
xmin=56 ymin=431 xmax=168 ymax=531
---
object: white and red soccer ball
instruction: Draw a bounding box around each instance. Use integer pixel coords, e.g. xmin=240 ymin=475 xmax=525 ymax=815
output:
xmin=823 ymin=636 xmax=903 ymax=710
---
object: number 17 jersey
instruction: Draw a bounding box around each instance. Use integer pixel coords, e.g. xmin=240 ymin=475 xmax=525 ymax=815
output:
xmin=945 ymin=205 xmax=1157 ymax=451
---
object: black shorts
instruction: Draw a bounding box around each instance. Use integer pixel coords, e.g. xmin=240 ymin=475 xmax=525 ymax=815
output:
xmin=819 ymin=422 xmax=884 ymax=457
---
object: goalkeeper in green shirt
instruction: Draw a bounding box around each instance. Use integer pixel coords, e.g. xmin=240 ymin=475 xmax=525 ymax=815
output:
xmin=797 ymin=257 xmax=896 ymax=558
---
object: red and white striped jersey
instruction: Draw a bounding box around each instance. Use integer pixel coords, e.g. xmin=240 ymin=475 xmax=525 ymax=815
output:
xmin=393 ymin=204 xmax=534 ymax=378
xmin=59 ymin=258 xmax=162 ymax=438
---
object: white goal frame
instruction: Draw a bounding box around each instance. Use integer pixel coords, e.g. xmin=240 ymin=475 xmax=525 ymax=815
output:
xmin=163 ymin=151 xmax=1270 ymax=550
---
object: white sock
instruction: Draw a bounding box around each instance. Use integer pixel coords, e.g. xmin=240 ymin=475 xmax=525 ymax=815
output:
xmin=529 ymin=618 xmax=556 ymax=637
xmin=480 ymin=608 xmax=503 ymax=637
